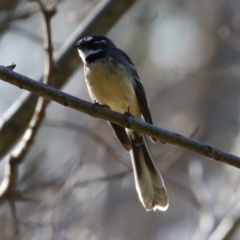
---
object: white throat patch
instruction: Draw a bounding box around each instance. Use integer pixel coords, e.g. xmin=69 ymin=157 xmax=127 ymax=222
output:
xmin=78 ymin=49 xmax=102 ymax=63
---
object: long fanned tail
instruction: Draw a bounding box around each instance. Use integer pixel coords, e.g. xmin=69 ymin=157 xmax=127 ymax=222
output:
xmin=129 ymin=132 xmax=168 ymax=211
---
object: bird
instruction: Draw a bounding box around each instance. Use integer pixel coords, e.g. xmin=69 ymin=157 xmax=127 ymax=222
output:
xmin=73 ymin=35 xmax=169 ymax=211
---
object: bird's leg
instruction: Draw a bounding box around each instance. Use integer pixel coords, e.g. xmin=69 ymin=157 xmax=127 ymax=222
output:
xmin=124 ymin=107 xmax=133 ymax=117
xmin=124 ymin=107 xmax=133 ymax=128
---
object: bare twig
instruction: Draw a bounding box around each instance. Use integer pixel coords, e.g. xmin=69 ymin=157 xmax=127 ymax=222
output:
xmin=0 ymin=66 xmax=240 ymax=169
xmin=74 ymin=170 xmax=132 ymax=188
xmin=8 ymin=200 xmax=20 ymax=237
xmin=35 ymin=0 xmax=56 ymax=84
xmin=160 ymin=125 xmax=200 ymax=173
xmin=6 ymin=63 xmax=16 ymax=71
xmin=0 ymin=0 xmax=137 ymax=160
xmin=189 ymin=160 xmax=214 ymax=240
xmin=0 ymin=0 xmax=55 ymax=202
xmin=45 ymin=120 xmax=131 ymax=168
xmin=207 ymin=200 xmax=240 ymax=240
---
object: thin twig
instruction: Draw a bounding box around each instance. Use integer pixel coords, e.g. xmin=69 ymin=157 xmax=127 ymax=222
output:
xmin=0 ymin=66 xmax=240 ymax=169
xmin=159 ymin=125 xmax=200 ymax=172
xmin=0 ymin=0 xmax=137 ymax=160
xmin=74 ymin=170 xmax=132 ymax=188
xmin=207 ymin=199 xmax=240 ymax=240
xmin=189 ymin=160 xmax=214 ymax=240
xmin=45 ymin=120 xmax=131 ymax=168
xmin=8 ymin=200 xmax=20 ymax=237
xmin=0 ymin=0 xmax=56 ymax=202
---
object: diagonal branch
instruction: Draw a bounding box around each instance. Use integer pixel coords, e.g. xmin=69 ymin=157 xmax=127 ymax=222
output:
xmin=0 ymin=65 xmax=240 ymax=169
xmin=0 ymin=0 xmax=137 ymax=159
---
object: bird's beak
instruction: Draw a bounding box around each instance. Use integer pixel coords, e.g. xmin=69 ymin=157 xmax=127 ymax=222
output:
xmin=72 ymin=43 xmax=80 ymax=48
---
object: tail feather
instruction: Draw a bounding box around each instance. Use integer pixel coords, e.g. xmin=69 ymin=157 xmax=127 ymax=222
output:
xmin=129 ymin=133 xmax=168 ymax=211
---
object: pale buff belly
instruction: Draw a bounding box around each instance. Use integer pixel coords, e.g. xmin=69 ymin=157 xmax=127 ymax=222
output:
xmin=85 ymin=60 xmax=141 ymax=118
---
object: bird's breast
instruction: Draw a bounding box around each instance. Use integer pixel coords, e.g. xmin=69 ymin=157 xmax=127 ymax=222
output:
xmin=85 ymin=59 xmax=141 ymax=118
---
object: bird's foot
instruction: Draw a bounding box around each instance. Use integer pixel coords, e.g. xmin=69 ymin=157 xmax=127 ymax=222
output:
xmin=124 ymin=107 xmax=133 ymax=128
xmin=93 ymin=100 xmax=109 ymax=109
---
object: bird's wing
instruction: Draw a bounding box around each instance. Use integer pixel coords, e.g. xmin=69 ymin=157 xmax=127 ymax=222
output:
xmin=115 ymin=49 xmax=156 ymax=142
xmin=116 ymin=49 xmax=153 ymax=125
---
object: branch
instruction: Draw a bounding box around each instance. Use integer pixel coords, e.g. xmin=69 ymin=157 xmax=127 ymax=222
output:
xmin=0 ymin=66 xmax=240 ymax=169
xmin=0 ymin=0 xmax=55 ymax=201
xmin=0 ymin=0 xmax=137 ymax=159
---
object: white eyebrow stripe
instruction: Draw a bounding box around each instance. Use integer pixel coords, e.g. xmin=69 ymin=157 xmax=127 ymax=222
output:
xmin=94 ymin=40 xmax=106 ymax=44
xmin=84 ymin=36 xmax=93 ymax=42
xmin=78 ymin=49 xmax=103 ymax=63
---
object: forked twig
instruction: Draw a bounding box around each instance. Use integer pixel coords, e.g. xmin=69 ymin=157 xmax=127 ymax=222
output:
xmin=0 ymin=0 xmax=56 ymax=202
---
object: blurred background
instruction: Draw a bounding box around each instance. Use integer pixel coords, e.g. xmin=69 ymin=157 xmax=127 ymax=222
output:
xmin=1 ymin=0 xmax=240 ymax=239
